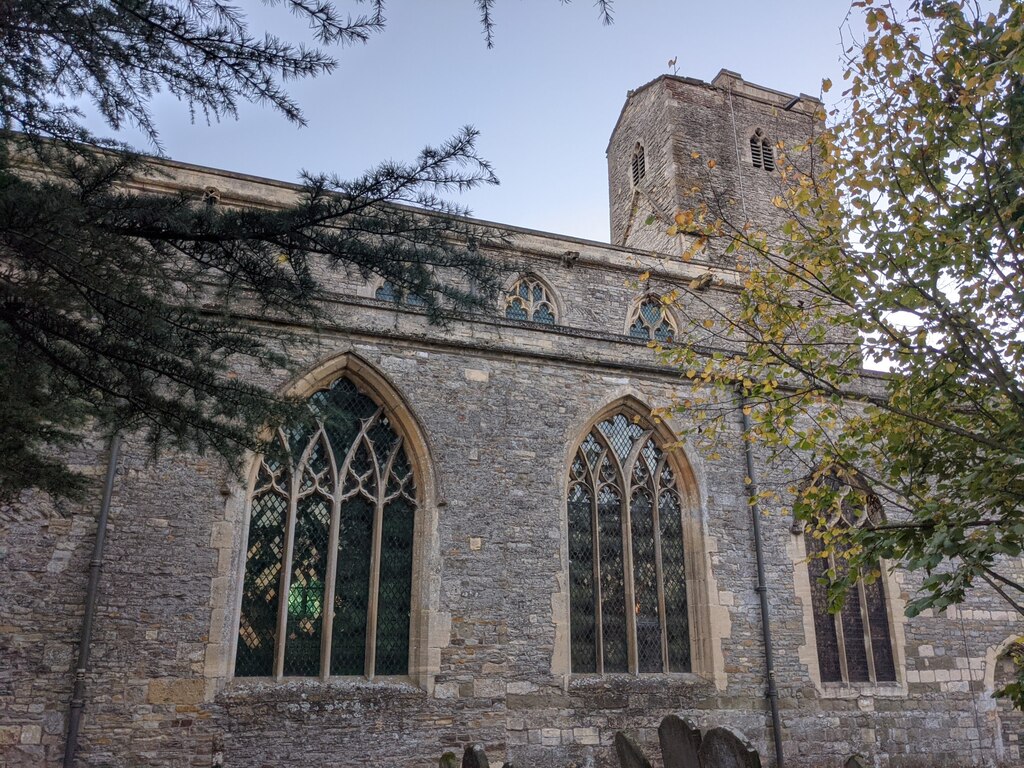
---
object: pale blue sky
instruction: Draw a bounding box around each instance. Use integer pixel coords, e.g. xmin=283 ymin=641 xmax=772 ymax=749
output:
xmin=113 ymin=1 xmax=855 ymax=242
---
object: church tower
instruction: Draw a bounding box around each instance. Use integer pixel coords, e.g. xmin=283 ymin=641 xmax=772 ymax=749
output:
xmin=606 ymin=69 xmax=823 ymax=260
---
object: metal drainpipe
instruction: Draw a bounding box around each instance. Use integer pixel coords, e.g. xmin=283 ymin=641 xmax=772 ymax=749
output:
xmin=737 ymin=394 xmax=786 ymax=768
xmin=63 ymin=433 xmax=122 ymax=768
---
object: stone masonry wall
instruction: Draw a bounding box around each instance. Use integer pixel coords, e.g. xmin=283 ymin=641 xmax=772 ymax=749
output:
xmin=3 ymin=74 xmax=1024 ymax=768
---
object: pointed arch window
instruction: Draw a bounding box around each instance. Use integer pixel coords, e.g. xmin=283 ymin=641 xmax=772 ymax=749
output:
xmin=505 ymin=274 xmax=557 ymax=324
xmin=803 ymin=472 xmax=896 ymax=684
xmin=631 ymin=142 xmax=647 ymax=186
xmin=568 ymin=413 xmax=691 ymax=674
xmin=235 ymin=377 xmax=417 ymax=679
xmin=750 ymin=128 xmax=775 ymax=172
xmin=375 ymin=279 xmax=426 ymax=307
xmin=627 ymin=296 xmax=676 ymax=342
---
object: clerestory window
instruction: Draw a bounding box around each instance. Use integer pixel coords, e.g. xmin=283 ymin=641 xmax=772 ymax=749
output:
xmin=750 ymin=128 xmax=775 ymax=172
xmin=627 ymin=296 xmax=676 ymax=342
xmin=505 ymin=274 xmax=557 ymax=324
xmin=803 ymin=472 xmax=897 ymax=684
xmin=375 ymin=279 xmax=426 ymax=307
xmin=567 ymin=413 xmax=691 ymax=674
xmin=235 ymin=376 xmax=417 ymax=679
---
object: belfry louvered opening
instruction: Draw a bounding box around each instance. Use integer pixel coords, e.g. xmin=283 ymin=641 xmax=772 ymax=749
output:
xmin=236 ymin=377 xmax=417 ymax=679
xmin=631 ymin=143 xmax=646 ymax=186
xmin=568 ymin=413 xmax=691 ymax=674
xmin=750 ymin=128 xmax=775 ymax=171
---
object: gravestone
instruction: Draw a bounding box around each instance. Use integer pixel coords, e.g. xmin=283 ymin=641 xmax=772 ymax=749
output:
xmin=439 ymin=752 xmax=458 ymax=768
xmin=462 ymin=744 xmax=489 ymax=768
xmin=614 ymin=732 xmax=654 ymax=768
xmin=697 ymin=726 xmax=761 ymax=768
xmin=658 ymin=715 xmax=702 ymax=768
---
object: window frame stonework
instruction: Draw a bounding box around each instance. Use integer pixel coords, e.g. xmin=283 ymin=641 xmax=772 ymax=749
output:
xmin=374 ymin=278 xmax=426 ymax=307
xmin=626 ymin=296 xmax=677 ymax=342
xmin=504 ymin=273 xmax=558 ymax=324
xmin=631 ymin=142 xmax=647 ymax=186
xmin=750 ymin=128 xmax=775 ymax=172
xmin=563 ymin=400 xmax=715 ymax=679
xmin=228 ymin=355 xmax=438 ymax=688
xmin=801 ymin=475 xmax=899 ymax=687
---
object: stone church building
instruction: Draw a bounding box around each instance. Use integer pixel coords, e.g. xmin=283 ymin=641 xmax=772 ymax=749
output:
xmin=2 ymin=70 xmax=1023 ymax=767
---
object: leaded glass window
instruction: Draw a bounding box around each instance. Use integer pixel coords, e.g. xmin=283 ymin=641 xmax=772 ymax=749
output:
xmin=568 ymin=413 xmax=690 ymax=674
xmin=236 ymin=377 xmax=417 ymax=679
xmin=627 ymin=297 xmax=676 ymax=342
xmin=375 ymin=279 xmax=426 ymax=307
xmin=804 ymin=474 xmax=896 ymax=684
xmin=505 ymin=275 xmax=557 ymax=324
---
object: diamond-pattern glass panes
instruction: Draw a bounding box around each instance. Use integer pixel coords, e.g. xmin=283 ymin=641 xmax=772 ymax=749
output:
xmin=803 ymin=471 xmax=897 ymax=684
xmin=236 ymin=458 xmax=288 ymax=676
xmin=237 ymin=375 xmax=417 ymax=679
xmin=376 ymin=279 xmax=426 ymax=307
xmin=505 ymin=275 xmax=557 ymax=324
xmin=627 ymin=297 xmax=676 ymax=342
xmin=567 ymin=411 xmax=691 ymax=674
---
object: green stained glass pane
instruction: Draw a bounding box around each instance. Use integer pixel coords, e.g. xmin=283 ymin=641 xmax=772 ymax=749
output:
xmin=283 ymin=488 xmax=330 ymax=676
xmin=236 ymin=472 xmax=287 ymax=677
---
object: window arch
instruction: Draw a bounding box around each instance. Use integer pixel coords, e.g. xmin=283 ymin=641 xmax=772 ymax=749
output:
xmin=567 ymin=412 xmax=691 ymax=674
xmin=802 ymin=471 xmax=896 ymax=684
xmin=631 ymin=142 xmax=646 ymax=186
xmin=627 ymin=296 xmax=677 ymax=342
xmin=375 ymin=279 xmax=426 ymax=307
xmin=235 ymin=375 xmax=418 ymax=679
xmin=505 ymin=274 xmax=557 ymax=324
xmin=750 ymin=128 xmax=775 ymax=172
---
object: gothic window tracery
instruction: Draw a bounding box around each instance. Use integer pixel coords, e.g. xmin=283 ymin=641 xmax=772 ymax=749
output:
xmin=568 ymin=413 xmax=690 ymax=674
xmin=627 ymin=297 xmax=676 ymax=342
xmin=235 ymin=376 xmax=417 ymax=679
xmin=375 ymin=279 xmax=426 ymax=307
xmin=803 ymin=472 xmax=896 ymax=684
xmin=505 ymin=274 xmax=557 ymax=324
xmin=750 ymin=128 xmax=775 ymax=172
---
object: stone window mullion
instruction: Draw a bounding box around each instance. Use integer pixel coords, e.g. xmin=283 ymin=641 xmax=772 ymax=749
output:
xmin=274 ymin=454 xmax=301 ymax=681
xmin=319 ymin=440 xmax=341 ymax=681
xmin=588 ymin=456 xmax=605 ymax=674
xmin=858 ymin=580 xmax=877 ymax=682
xmin=237 ymin=377 xmax=419 ymax=681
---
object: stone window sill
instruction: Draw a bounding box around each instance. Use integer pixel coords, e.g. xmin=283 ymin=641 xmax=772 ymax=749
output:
xmin=220 ymin=675 xmax=426 ymax=700
xmin=818 ymin=680 xmax=907 ymax=699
